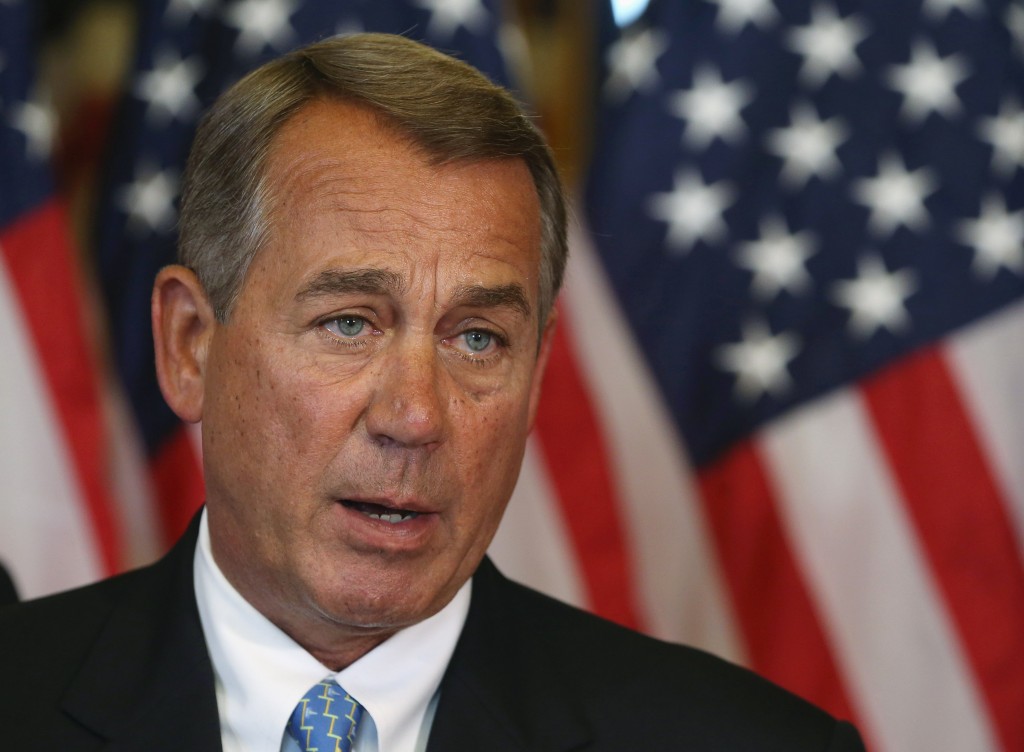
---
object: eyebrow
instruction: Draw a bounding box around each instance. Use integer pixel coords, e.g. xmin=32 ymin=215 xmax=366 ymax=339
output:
xmin=294 ymin=268 xmax=531 ymax=318
xmin=294 ymin=268 xmax=404 ymax=302
xmin=450 ymin=283 xmax=532 ymax=318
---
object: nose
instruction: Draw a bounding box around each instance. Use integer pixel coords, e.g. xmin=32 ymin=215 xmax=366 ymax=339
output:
xmin=364 ymin=335 xmax=446 ymax=450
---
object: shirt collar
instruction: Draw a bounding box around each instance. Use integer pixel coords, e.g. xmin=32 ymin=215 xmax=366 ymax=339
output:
xmin=194 ymin=508 xmax=470 ymax=752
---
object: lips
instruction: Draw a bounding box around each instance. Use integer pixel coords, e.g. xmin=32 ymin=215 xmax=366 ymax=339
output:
xmin=341 ymin=499 xmax=422 ymax=524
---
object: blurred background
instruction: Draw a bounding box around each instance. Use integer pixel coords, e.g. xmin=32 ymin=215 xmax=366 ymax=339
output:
xmin=2 ymin=0 xmax=1024 ymax=749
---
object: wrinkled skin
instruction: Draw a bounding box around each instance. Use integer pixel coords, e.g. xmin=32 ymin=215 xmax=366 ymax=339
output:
xmin=153 ymin=100 xmax=555 ymax=668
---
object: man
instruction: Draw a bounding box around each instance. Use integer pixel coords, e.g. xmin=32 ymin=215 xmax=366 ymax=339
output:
xmin=0 ymin=34 xmax=864 ymax=751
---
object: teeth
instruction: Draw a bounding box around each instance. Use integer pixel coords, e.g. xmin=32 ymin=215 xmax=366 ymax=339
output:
xmin=364 ymin=510 xmax=418 ymax=524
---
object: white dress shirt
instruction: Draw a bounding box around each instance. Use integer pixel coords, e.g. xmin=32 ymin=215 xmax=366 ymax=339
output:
xmin=193 ymin=510 xmax=470 ymax=752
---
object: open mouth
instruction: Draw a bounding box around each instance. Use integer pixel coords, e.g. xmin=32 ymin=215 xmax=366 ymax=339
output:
xmin=342 ymin=499 xmax=421 ymax=524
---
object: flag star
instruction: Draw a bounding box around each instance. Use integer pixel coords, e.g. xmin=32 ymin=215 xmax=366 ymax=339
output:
xmin=885 ymin=39 xmax=970 ymax=125
xmin=715 ymin=320 xmax=801 ymax=402
xmin=785 ymin=4 xmax=869 ymax=89
xmin=977 ymin=96 xmax=1024 ymax=180
xmin=334 ymin=19 xmax=365 ymax=37
xmin=647 ymin=169 xmax=735 ymax=253
xmin=704 ymin=0 xmax=779 ymax=35
xmin=134 ymin=51 xmax=204 ymax=125
xmin=117 ymin=167 xmax=180 ymax=236
xmin=922 ymin=0 xmax=983 ymax=20
xmin=413 ymin=0 xmax=489 ymax=40
xmin=956 ymin=194 xmax=1024 ymax=278
xmin=165 ymin=0 xmax=216 ymax=23
xmin=765 ymin=102 xmax=848 ymax=190
xmin=223 ymin=0 xmax=298 ymax=57
xmin=831 ymin=256 xmax=918 ymax=339
xmin=9 ymin=98 xmax=55 ymax=161
xmin=851 ymin=152 xmax=938 ymax=238
xmin=1009 ymin=5 xmax=1024 ymax=60
xmin=667 ymin=65 xmax=754 ymax=148
xmin=603 ymin=28 xmax=670 ymax=103
xmin=734 ymin=216 xmax=817 ymax=300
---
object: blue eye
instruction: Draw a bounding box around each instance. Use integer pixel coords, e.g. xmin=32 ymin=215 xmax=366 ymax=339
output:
xmin=325 ymin=316 xmax=366 ymax=337
xmin=464 ymin=330 xmax=492 ymax=353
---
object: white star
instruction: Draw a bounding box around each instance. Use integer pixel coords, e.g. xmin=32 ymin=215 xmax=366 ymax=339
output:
xmin=956 ymin=194 xmax=1024 ymax=278
xmin=223 ymin=0 xmax=298 ymax=57
xmin=117 ymin=167 xmax=180 ymax=236
xmin=165 ymin=0 xmax=216 ymax=23
xmin=413 ymin=0 xmax=489 ymax=40
xmin=785 ymin=4 xmax=869 ymax=89
xmin=851 ymin=152 xmax=938 ymax=238
xmin=885 ymin=39 xmax=970 ymax=125
xmin=647 ymin=169 xmax=735 ymax=253
xmin=922 ymin=0 xmax=983 ymax=21
xmin=704 ymin=0 xmax=779 ymax=35
xmin=603 ymin=28 xmax=669 ymax=103
xmin=765 ymin=102 xmax=848 ymax=190
xmin=715 ymin=320 xmax=801 ymax=402
xmin=1009 ymin=5 xmax=1024 ymax=60
xmin=334 ymin=19 xmax=365 ymax=37
xmin=977 ymin=96 xmax=1024 ymax=180
xmin=831 ymin=256 xmax=918 ymax=339
xmin=734 ymin=216 xmax=817 ymax=300
xmin=134 ymin=51 xmax=203 ymax=125
xmin=9 ymin=98 xmax=55 ymax=161
xmin=667 ymin=65 xmax=753 ymax=148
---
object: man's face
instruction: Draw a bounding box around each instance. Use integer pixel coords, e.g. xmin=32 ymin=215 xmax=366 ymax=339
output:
xmin=198 ymin=100 xmax=551 ymax=654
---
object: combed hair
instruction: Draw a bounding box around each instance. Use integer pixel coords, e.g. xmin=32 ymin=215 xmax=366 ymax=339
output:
xmin=178 ymin=33 xmax=567 ymax=327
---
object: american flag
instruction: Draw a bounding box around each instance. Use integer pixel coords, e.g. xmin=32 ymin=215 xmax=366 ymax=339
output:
xmin=0 ymin=1 xmax=123 ymax=595
xmin=3 ymin=0 xmax=1024 ymax=750
xmin=499 ymin=1 xmax=1024 ymax=751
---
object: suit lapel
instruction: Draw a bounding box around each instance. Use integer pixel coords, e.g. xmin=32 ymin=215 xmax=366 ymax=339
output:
xmin=60 ymin=514 xmax=222 ymax=752
xmin=426 ymin=559 xmax=592 ymax=752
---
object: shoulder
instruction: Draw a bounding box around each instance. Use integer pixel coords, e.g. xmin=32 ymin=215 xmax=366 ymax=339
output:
xmin=0 ymin=564 xmax=158 ymax=678
xmin=0 ymin=522 xmax=195 ymax=699
xmin=474 ymin=561 xmax=864 ymax=750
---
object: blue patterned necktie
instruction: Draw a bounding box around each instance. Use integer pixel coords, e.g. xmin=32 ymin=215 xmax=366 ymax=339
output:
xmin=285 ymin=678 xmax=364 ymax=752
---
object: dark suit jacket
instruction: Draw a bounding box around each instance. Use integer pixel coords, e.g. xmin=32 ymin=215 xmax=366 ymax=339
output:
xmin=0 ymin=517 xmax=864 ymax=751
xmin=0 ymin=562 xmax=17 ymax=605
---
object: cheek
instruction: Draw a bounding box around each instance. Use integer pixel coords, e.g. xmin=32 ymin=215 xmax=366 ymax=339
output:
xmin=204 ymin=339 xmax=332 ymax=489
xmin=451 ymin=390 xmax=532 ymax=488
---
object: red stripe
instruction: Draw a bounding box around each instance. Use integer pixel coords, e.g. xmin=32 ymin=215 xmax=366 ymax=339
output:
xmin=532 ymin=307 xmax=644 ymax=630
xmin=698 ymin=441 xmax=859 ymax=721
xmin=0 ymin=200 xmax=121 ymax=573
xmin=862 ymin=346 xmax=1024 ymax=752
xmin=150 ymin=425 xmax=205 ymax=547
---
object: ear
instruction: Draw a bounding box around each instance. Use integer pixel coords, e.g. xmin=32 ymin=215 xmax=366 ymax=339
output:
xmin=152 ymin=265 xmax=217 ymax=424
xmin=526 ymin=306 xmax=558 ymax=430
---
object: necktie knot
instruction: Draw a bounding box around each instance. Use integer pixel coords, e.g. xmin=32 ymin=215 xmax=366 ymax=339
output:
xmin=286 ymin=678 xmax=364 ymax=752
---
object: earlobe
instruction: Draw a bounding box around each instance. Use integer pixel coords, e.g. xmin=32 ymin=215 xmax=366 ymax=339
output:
xmin=152 ymin=265 xmax=217 ymax=424
xmin=526 ymin=308 xmax=559 ymax=429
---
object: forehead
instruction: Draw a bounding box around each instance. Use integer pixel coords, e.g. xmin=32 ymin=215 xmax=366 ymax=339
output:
xmin=251 ymin=99 xmax=542 ymax=296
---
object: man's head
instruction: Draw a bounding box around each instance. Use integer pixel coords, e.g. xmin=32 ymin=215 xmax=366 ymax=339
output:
xmin=178 ymin=32 xmax=567 ymax=330
xmin=152 ymin=33 xmax=566 ymax=668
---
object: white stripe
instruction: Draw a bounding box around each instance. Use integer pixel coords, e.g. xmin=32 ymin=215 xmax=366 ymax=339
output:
xmin=761 ymin=391 xmax=998 ymax=752
xmin=489 ymin=440 xmax=588 ymax=608
xmin=103 ymin=382 xmax=162 ymax=568
xmin=945 ymin=299 xmax=1024 ymax=555
xmin=557 ymin=222 xmax=743 ymax=659
xmin=0 ymin=253 xmax=103 ymax=598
